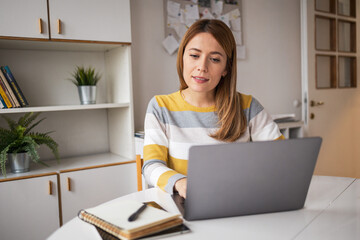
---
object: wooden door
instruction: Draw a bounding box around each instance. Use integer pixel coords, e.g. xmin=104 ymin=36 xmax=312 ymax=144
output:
xmin=48 ymin=0 xmax=131 ymax=42
xmin=59 ymin=163 xmax=137 ymax=224
xmin=0 ymin=175 xmax=60 ymax=240
xmin=0 ymin=0 xmax=49 ymax=39
xmin=301 ymin=0 xmax=360 ymax=178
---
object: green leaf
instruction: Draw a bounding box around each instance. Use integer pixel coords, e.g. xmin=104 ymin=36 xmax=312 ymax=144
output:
xmin=0 ymin=112 xmax=60 ymax=177
xmin=68 ymin=66 xmax=101 ymax=86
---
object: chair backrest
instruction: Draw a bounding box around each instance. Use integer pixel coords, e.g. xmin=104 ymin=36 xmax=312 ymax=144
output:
xmin=136 ymin=154 xmax=143 ymax=191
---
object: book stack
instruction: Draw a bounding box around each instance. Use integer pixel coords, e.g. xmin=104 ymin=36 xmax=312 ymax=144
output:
xmin=78 ymin=200 xmax=186 ymax=240
xmin=0 ymin=66 xmax=29 ymax=109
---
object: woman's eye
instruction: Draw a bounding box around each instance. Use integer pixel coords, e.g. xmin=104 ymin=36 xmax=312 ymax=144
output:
xmin=211 ymin=58 xmax=220 ymax=63
xmin=190 ymin=54 xmax=199 ymax=59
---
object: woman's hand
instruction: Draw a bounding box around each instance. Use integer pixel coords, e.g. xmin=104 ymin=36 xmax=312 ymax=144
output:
xmin=174 ymin=178 xmax=187 ymax=198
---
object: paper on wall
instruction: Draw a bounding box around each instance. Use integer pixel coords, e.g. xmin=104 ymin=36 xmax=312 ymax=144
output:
xmin=237 ymin=45 xmax=246 ymax=59
xmin=175 ymin=24 xmax=188 ymax=40
xmin=232 ymin=30 xmax=242 ymax=45
xmin=191 ymin=0 xmax=198 ymax=3
xmin=167 ymin=15 xmax=180 ymax=29
xmin=167 ymin=0 xmax=181 ymax=18
xmin=201 ymin=8 xmax=215 ymax=19
xmin=230 ymin=17 xmax=241 ymax=32
xmin=218 ymin=13 xmax=230 ymax=28
xmin=162 ymin=34 xmax=179 ymax=55
xmin=185 ymin=4 xmax=200 ymax=19
xmin=228 ymin=8 xmax=241 ymax=20
xmin=179 ymin=9 xmax=186 ymax=23
xmin=185 ymin=18 xmax=197 ymax=28
xmin=211 ymin=0 xmax=223 ymax=17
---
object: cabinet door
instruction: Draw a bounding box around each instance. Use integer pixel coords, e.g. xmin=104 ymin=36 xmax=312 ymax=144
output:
xmin=60 ymin=163 xmax=137 ymax=223
xmin=0 ymin=0 xmax=49 ymax=39
xmin=48 ymin=0 xmax=131 ymax=42
xmin=0 ymin=175 xmax=60 ymax=240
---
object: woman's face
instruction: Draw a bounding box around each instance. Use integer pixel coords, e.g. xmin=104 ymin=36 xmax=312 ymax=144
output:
xmin=182 ymin=32 xmax=227 ymax=95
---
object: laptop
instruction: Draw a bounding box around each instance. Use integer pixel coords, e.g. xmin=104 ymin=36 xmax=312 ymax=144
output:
xmin=172 ymin=137 xmax=322 ymax=221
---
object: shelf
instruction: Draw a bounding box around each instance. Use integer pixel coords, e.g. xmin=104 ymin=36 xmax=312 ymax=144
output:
xmin=0 ymin=38 xmax=130 ymax=52
xmin=0 ymin=152 xmax=135 ymax=182
xmin=0 ymin=103 xmax=129 ymax=114
xmin=277 ymin=121 xmax=304 ymax=129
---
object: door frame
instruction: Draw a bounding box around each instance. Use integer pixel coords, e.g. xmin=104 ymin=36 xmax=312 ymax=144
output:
xmin=300 ymin=0 xmax=309 ymax=127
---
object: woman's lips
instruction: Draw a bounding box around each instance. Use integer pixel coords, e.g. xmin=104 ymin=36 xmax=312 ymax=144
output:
xmin=192 ymin=76 xmax=209 ymax=83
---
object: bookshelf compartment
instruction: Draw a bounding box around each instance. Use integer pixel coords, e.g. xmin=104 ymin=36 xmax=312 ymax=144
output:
xmin=0 ymin=42 xmax=134 ymax=160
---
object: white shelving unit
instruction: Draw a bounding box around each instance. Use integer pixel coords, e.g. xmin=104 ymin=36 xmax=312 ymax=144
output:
xmin=0 ymin=40 xmax=135 ymax=161
xmin=0 ymin=1 xmax=136 ymax=238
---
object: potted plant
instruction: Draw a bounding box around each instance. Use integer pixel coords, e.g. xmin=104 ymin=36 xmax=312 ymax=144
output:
xmin=69 ymin=66 xmax=101 ymax=104
xmin=0 ymin=112 xmax=59 ymax=177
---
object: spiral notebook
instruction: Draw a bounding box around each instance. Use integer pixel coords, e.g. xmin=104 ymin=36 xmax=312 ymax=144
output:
xmin=78 ymin=200 xmax=183 ymax=240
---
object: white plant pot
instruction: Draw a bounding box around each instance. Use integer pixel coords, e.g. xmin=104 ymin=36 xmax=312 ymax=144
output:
xmin=78 ymin=86 xmax=97 ymax=104
xmin=9 ymin=152 xmax=30 ymax=173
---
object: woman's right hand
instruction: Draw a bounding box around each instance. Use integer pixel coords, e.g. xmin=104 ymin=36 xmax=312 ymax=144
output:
xmin=174 ymin=178 xmax=187 ymax=198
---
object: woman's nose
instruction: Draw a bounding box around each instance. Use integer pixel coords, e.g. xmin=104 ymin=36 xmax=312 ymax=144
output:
xmin=197 ymin=59 xmax=208 ymax=73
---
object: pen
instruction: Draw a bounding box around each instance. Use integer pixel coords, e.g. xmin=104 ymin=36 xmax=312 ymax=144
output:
xmin=128 ymin=203 xmax=147 ymax=222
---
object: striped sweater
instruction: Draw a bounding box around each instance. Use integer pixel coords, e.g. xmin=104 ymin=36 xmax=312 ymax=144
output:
xmin=143 ymin=91 xmax=284 ymax=194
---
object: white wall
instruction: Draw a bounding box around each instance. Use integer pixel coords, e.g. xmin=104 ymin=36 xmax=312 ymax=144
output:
xmin=131 ymin=0 xmax=302 ymax=130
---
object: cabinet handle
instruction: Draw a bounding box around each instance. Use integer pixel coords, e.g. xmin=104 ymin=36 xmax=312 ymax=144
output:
xmin=57 ymin=19 xmax=62 ymax=34
xmin=67 ymin=177 xmax=71 ymax=191
xmin=39 ymin=18 xmax=43 ymax=34
xmin=48 ymin=180 xmax=53 ymax=195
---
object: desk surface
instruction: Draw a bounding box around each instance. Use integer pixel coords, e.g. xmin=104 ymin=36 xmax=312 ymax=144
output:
xmin=48 ymin=176 xmax=359 ymax=240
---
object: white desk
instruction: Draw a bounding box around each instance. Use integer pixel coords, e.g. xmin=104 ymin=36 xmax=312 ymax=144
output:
xmin=48 ymin=176 xmax=359 ymax=240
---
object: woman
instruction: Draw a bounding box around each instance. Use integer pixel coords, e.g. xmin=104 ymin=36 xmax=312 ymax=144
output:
xmin=143 ymin=19 xmax=284 ymax=198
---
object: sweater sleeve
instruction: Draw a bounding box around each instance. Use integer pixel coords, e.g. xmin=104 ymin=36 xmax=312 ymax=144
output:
xmin=248 ymin=97 xmax=285 ymax=141
xmin=142 ymin=97 xmax=186 ymax=194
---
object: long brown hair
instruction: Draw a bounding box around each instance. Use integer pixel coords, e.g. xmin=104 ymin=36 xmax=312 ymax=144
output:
xmin=176 ymin=19 xmax=246 ymax=142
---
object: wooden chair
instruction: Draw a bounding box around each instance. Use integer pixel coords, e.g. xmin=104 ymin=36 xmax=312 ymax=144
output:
xmin=136 ymin=154 xmax=144 ymax=191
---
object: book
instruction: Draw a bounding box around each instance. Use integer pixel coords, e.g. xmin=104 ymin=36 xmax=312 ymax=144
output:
xmin=1 ymin=66 xmax=29 ymax=107
xmin=0 ymin=94 xmax=5 ymax=109
xmin=0 ymin=78 xmax=12 ymax=108
xmin=78 ymin=200 xmax=183 ymax=240
xmin=0 ymin=68 xmax=20 ymax=107
xmin=95 ymin=224 xmax=190 ymax=240
xmin=271 ymin=113 xmax=297 ymax=123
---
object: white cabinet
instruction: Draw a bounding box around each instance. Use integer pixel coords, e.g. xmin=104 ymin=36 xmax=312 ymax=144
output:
xmin=0 ymin=154 xmax=138 ymax=238
xmin=0 ymin=0 xmax=131 ymax=42
xmin=0 ymin=0 xmax=49 ymax=39
xmin=60 ymin=163 xmax=137 ymax=224
xmin=0 ymin=174 xmax=60 ymax=240
xmin=49 ymin=0 xmax=131 ymax=42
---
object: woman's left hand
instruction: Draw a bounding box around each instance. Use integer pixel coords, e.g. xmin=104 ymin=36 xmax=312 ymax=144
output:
xmin=174 ymin=178 xmax=187 ymax=198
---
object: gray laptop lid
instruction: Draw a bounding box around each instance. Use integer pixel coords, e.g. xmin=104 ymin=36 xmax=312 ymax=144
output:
xmin=183 ymin=137 xmax=322 ymax=220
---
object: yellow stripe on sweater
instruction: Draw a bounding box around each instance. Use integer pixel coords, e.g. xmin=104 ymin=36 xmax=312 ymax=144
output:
xmin=156 ymin=92 xmax=216 ymax=112
xmin=143 ymin=144 xmax=168 ymax=162
xmin=168 ymin=155 xmax=188 ymax=175
xmin=275 ymin=135 xmax=285 ymax=140
xmin=155 ymin=91 xmax=254 ymax=112
xmin=240 ymin=93 xmax=252 ymax=110
xmin=157 ymin=170 xmax=178 ymax=191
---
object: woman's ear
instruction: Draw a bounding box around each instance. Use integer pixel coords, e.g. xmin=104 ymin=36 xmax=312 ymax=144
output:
xmin=222 ymin=71 xmax=227 ymax=77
